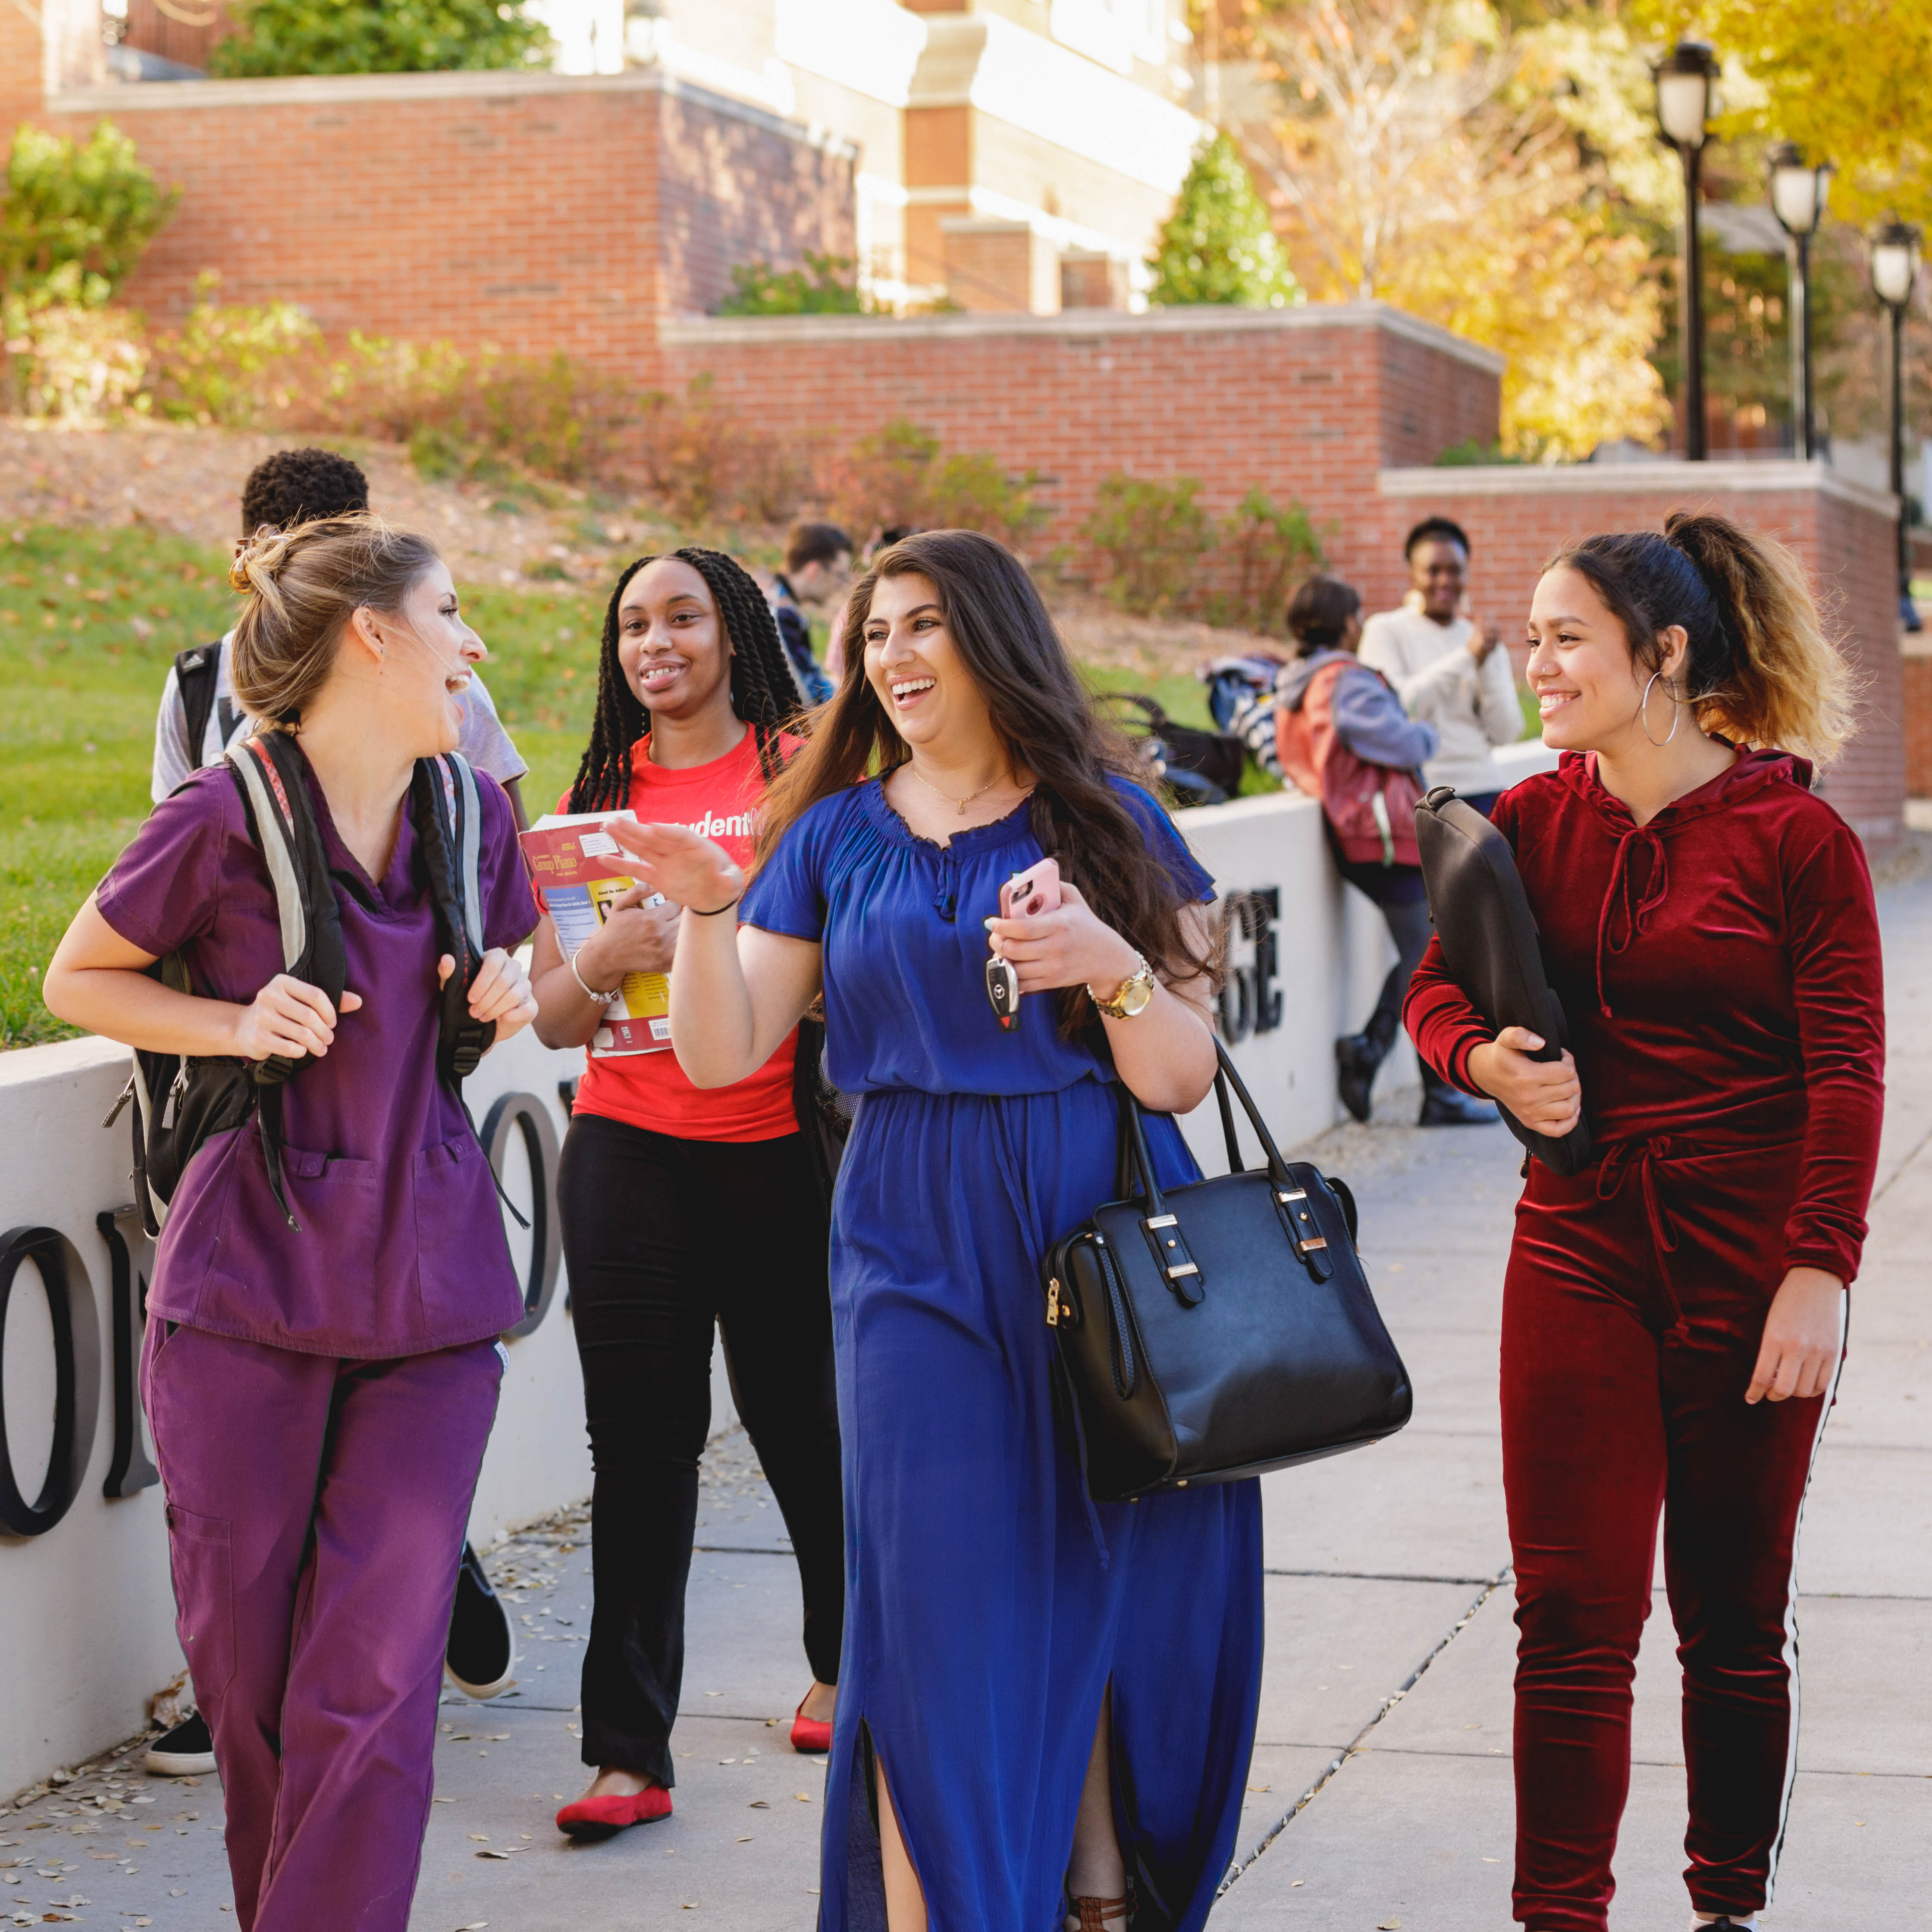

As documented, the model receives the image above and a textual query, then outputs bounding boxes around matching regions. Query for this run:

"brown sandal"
[1064,1896,1133,1931]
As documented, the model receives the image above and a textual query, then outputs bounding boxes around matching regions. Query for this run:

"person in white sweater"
[1358,516,1521,810]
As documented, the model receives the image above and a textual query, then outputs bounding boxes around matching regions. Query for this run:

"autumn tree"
[1148,132,1302,308]
[1240,0,1671,459]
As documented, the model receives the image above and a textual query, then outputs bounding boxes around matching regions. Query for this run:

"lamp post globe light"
[1871,220,1924,634]
[1767,142,1832,461]
[1655,40,1720,460]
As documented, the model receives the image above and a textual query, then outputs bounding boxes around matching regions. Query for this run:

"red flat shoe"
[789,1698,832,1754]
[555,1786,674,1839]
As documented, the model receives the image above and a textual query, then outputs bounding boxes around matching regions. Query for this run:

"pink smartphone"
[998,857,1062,921]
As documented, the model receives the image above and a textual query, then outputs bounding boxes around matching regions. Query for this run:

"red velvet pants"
[1501,1132,1845,1931]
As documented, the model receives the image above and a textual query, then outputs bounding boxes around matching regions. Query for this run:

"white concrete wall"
[0,743,1554,1797]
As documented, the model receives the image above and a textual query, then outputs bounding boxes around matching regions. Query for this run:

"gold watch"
[1089,955,1156,1019]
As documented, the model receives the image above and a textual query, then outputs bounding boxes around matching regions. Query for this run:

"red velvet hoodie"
[1404,748,1885,1284]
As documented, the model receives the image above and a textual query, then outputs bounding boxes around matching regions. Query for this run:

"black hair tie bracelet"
[691,897,742,918]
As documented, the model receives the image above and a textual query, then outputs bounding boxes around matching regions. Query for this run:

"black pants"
[558,1111,845,1783]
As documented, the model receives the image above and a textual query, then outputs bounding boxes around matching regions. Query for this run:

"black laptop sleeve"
[1413,787,1593,1175]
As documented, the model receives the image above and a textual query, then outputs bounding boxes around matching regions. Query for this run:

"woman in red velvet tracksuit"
[1404,512,1884,1932]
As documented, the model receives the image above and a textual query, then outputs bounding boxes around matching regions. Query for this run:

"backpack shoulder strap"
[412,754,494,1082]
[175,642,223,770]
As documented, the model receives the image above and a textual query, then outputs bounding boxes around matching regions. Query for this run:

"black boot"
[1418,1071,1499,1127]
[1335,982,1402,1124]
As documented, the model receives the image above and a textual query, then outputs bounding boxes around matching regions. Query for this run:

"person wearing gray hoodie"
[1275,576,1497,1128]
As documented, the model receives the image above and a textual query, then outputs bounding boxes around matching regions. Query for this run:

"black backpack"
[110,733,498,1236]
[174,641,239,769]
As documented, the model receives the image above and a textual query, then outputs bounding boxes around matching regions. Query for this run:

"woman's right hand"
[231,974,363,1063]
[1465,1025,1581,1134]
[595,820,745,914]
[578,888,681,985]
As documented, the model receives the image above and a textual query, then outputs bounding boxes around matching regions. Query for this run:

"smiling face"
[1527,563,1688,753]
[861,570,998,756]
[617,556,735,725]
[1410,537,1468,624]
[370,560,485,756]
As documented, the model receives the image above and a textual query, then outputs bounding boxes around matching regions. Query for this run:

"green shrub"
[147,272,320,427]
[1433,439,1529,467]
[0,121,177,304]
[1147,132,1299,310]
[1,267,149,420]
[718,252,866,317]
[828,419,1046,550]
[922,451,1049,551]
[1082,474,1215,614]
[1211,487,1326,634]
[209,0,553,76]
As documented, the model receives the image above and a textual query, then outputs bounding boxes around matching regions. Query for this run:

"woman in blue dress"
[596,530,1263,1932]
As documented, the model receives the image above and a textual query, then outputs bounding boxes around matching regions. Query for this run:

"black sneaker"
[445,1541,517,1699]
[145,1711,216,1776]
[1418,1087,1499,1127]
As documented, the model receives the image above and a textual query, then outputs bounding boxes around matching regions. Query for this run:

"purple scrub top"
[97,750,540,1358]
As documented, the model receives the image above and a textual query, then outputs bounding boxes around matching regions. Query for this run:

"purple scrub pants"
[142,1320,503,1932]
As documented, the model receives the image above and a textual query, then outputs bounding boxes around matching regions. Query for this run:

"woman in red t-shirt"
[530,548,843,1839]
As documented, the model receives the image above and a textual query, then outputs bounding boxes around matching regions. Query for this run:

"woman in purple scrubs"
[43,518,540,1932]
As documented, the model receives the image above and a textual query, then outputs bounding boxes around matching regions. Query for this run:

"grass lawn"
[1,523,1269,1048]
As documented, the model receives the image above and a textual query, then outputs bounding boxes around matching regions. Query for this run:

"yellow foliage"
[1634,0,1932,228]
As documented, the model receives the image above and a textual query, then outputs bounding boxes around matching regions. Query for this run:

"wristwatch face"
[1117,973,1155,1017]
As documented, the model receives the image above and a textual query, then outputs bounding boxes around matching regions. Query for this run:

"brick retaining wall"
[659,304,1503,608]
[41,70,855,371]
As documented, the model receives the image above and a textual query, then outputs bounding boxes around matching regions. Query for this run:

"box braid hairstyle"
[566,546,805,814]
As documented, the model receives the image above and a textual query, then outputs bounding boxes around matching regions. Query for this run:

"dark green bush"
[1082,474,1215,614]
[717,252,866,317]
[0,121,177,303]
[209,0,553,77]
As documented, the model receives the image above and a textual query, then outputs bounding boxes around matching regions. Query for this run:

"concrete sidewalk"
[5,850,1925,1929]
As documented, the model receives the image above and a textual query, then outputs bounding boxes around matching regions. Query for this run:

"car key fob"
[985,954,1021,1032]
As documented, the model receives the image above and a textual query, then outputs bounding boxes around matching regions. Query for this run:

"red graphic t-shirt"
[565,727,799,1143]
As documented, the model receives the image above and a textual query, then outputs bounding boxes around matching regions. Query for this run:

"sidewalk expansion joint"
[1217,1566,1511,1897]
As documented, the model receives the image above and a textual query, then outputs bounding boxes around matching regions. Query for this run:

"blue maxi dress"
[739,777,1264,1932]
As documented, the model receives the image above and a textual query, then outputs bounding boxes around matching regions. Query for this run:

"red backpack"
[1275,659,1423,868]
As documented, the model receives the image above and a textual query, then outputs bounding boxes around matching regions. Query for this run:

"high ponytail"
[1548,511,1857,765]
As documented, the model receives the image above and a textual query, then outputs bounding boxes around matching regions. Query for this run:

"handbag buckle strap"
[1276,1182,1334,1280]
[1141,1211,1204,1305]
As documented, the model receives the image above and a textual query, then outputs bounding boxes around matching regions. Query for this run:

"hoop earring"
[1638,671,1680,747]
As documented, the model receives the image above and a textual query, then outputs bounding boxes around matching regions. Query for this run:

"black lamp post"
[1872,220,1923,634]
[1655,39,1720,460]
[1767,142,1832,461]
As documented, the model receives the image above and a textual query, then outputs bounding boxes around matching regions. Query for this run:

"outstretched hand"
[593,818,745,915]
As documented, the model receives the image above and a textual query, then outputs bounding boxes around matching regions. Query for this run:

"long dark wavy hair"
[753,529,1221,1025]
[567,547,805,813]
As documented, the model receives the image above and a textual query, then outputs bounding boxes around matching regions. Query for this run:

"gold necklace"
[906,762,1011,816]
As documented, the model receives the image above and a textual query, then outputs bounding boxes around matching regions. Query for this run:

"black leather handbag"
[1412,786,1592,1175]
[1042,1042,1412,1503]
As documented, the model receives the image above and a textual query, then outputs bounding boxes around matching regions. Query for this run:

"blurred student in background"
[1360,516,1521,814]
[528,548,844,1843]
[769,521,851,703]
[1274,575,1495,1129]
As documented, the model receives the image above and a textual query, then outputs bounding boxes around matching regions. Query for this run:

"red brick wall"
[1904,650,1932,796]
[43,72,852,371]
[659,306,1501,583]
[1377,471,1906,843]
